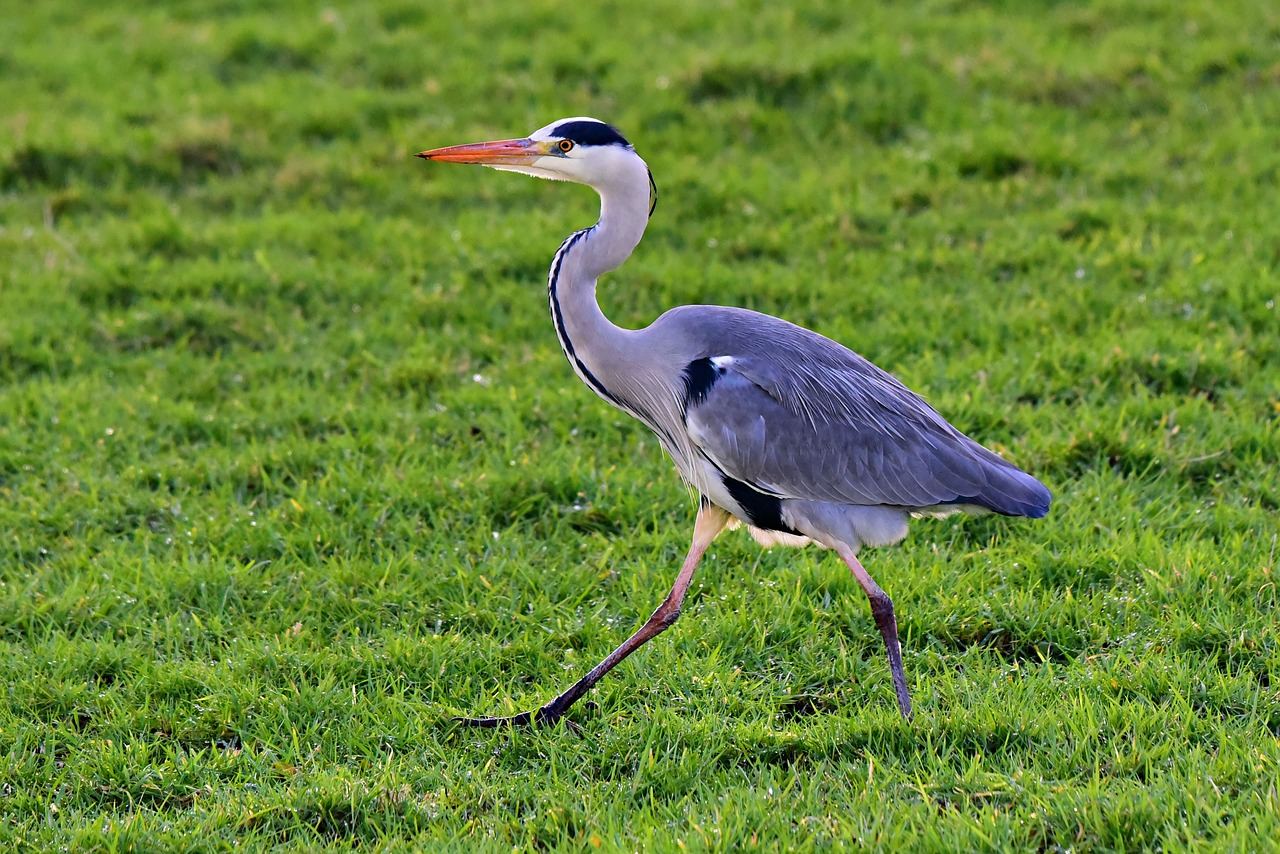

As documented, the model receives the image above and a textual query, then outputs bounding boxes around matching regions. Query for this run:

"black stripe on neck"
[547,228,683,453]
[548,229,626,410]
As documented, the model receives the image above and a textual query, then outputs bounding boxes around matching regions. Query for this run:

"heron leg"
[837,546,913,721]
[457,503,731,729]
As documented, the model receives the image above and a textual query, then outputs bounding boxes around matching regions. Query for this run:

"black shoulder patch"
[682,357,722,408]
[722,476,799,535]
[552,119,631,148]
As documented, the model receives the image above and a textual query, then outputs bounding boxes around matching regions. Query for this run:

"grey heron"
[418,117,1050,726]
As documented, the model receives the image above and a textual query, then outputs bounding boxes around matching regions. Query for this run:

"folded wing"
[680,329,1050,518]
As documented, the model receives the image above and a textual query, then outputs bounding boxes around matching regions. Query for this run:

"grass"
[2,0,1279,849]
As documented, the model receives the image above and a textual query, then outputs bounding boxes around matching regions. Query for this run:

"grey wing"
[684,352,1051,518]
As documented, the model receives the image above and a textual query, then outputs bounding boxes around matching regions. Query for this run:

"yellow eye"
[558,139,574,153]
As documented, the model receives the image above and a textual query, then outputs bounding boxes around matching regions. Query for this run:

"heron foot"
[453,703,580,733]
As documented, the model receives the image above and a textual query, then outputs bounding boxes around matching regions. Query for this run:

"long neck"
[547,162,653,411]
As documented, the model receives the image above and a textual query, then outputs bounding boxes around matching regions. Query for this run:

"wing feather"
[662,305,1050,517]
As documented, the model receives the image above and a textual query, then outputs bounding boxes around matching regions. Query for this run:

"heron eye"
[558,139,574,153]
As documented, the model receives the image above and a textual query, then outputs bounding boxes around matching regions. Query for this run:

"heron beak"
[416,137,547,166]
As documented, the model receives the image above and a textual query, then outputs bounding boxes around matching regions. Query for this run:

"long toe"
[453,711,535,728]
[454,706,577,731]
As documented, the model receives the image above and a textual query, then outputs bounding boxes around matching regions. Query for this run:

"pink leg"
[459,502,731,728]
[837,546,913,720]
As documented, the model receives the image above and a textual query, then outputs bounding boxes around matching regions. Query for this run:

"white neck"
[563,155,652,280]
[547,152,653,412]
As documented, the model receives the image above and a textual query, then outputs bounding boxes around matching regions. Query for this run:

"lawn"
[2,0,1278,849]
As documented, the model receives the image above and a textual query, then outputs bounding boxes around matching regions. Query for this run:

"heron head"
[418,117,655,211]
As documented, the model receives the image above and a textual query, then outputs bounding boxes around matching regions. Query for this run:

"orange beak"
[416,137,547,166]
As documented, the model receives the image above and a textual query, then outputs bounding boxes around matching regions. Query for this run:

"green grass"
[2,0,1279,849]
